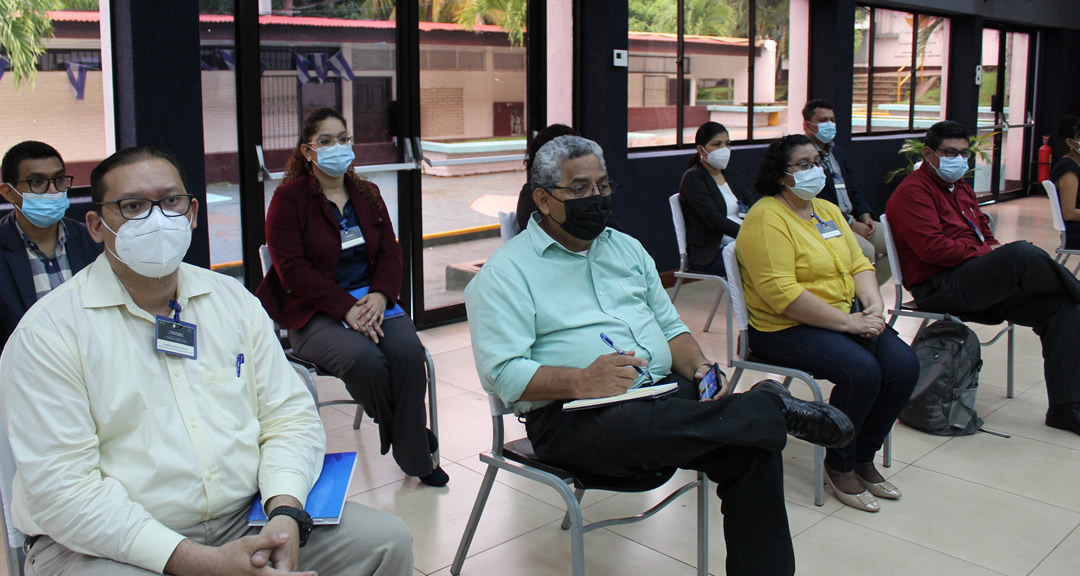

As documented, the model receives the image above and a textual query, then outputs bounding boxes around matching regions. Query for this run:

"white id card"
[341,226,366,250]
[815,219,842,239]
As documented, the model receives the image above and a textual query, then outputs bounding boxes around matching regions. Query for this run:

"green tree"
[629,0,740,37]
[0,0,63,89]
[456,0,526,46]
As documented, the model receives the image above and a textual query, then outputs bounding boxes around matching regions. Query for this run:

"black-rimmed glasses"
[549,181,617,199]
[10,175,74,194]
[96,194,195,220]
[935,148,974,160]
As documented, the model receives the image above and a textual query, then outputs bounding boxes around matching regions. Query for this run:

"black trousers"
[290,313,433,476]
[525,376,796,576]
[911,241,1080,408]
[748,325,919,473]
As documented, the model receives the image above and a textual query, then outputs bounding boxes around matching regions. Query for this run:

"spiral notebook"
[247,452,357,526]
[562,382,678,411]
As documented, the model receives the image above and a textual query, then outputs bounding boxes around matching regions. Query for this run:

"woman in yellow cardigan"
[736,135,918,513]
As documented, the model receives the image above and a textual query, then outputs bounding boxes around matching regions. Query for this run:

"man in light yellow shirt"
[0,147,412,575]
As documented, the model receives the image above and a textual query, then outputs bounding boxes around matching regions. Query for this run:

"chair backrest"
[259,244,272,277]
[498,211,520,243]
[720,242,751,363]
[668,194,692,273]
[486,394,513,455]
[878,215,905,287]
[0,411,27,550]
[1043,180,1067,233]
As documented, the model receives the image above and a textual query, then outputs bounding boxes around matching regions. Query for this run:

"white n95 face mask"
[103,208,193,278]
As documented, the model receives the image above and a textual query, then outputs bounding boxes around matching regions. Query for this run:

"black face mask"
[547,192,613,241]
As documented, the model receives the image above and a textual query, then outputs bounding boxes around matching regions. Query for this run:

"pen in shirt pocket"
[599,333,647,376]
[236,353,245,378]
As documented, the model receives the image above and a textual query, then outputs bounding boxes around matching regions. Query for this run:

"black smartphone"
[699,363,722,400]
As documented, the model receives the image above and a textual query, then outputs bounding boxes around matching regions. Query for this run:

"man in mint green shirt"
[465,135,853,576]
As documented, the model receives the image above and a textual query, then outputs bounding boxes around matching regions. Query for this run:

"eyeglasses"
[310,135,354,148]
[935,148,974,160]
[10,175,74,194]
[786,160,825,172]
[549,181,617,199]
[96,194,195,221]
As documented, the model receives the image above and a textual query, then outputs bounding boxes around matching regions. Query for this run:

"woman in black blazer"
[678,122,758,275]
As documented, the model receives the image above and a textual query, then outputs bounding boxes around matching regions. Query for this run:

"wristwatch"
[267,505,314,548]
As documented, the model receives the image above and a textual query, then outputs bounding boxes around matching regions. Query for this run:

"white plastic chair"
[1042,180,1080,274]
[498,211,520,243]
[668,194,727,332]
[721,242,834,506]
[879,215,1015,398]
[451,394,708,576]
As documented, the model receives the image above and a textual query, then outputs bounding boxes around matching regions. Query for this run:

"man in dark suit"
[802,99,891,284]
[1,141,102,348]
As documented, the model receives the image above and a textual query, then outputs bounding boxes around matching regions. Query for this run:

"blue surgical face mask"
[9,184,69,228]
[815,121,837,144]
[934,154,969,183]
[311,143,355,178]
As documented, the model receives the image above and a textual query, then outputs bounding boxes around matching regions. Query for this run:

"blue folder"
[349,286,405,320]
[247,452,357,526]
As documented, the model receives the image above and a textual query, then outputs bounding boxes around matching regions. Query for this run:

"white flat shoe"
[858,475,902,499]
[825,472,880,512]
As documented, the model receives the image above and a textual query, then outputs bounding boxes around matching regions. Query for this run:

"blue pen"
[236,353,245,377]
[600,333,647,376]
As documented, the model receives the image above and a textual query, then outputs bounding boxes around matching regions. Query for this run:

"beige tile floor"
[5,196,1080,575]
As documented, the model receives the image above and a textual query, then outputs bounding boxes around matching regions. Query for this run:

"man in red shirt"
[886,121,1080,436]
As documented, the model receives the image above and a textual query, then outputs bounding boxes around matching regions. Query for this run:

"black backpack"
[899,320,984,435]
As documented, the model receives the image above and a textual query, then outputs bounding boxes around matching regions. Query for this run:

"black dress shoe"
[750,379,855,449]
[1045,403,1080,435]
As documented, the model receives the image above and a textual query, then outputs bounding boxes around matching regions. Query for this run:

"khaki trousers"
[24,502,413,576]
[855,226,891,285]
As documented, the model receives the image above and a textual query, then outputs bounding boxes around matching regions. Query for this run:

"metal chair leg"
[814,445,825,506]
[882,429,892,468]
[425,348,440,466]
[703,285,725,333]
[671,277,684,302]
[561,488,585,530]
[352,406,364,429]
[696,473,708,576]
[1006,323,1015,398]
[451,466,499,575]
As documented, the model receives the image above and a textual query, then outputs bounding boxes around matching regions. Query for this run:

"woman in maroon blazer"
[257,108,447,486]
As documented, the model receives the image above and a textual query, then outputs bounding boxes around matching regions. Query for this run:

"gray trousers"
[289,313,433,477]
[24,501,413,576]
[855,226,891,285]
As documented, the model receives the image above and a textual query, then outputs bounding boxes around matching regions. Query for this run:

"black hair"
[2,141,65,184]
[687,122,729,168]
[1057,115,1080,148]
[526,124,579,179]
[90,146,187,210]
[924,120,969,151]
[802,99,834,122]
[755,134,814,197]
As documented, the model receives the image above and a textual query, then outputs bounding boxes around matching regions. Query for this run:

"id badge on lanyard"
[155,300,197,359]
[813,213,843,239]
[340,218,366,250]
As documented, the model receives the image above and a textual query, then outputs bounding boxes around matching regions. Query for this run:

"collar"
[81,254,214,319]
[15,218,67,253]
[811,139,834,155]
[525,212,612,257]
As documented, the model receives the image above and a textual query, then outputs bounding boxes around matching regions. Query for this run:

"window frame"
[853,4,950,136]
[627,0,790,151]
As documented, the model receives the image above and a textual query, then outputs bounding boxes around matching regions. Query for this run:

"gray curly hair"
[530,135,607,191]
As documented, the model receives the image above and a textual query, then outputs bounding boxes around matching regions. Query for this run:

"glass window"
[0,9,110,203]
[853,6,950,134]
[418,1,528,310]
[628,0,804,149]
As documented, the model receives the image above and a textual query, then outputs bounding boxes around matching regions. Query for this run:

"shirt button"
[598,290,604,295]
[191,420,199,428]
[174,370,182,377]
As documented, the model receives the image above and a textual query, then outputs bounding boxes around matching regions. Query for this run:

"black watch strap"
[267,505,314,548]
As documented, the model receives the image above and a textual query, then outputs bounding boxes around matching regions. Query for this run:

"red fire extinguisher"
[1038,135,1053,183]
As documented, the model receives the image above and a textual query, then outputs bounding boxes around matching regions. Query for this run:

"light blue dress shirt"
[465,214,689,415]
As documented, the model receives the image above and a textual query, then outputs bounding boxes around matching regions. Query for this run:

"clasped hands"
[344,291,388,343]
[847,302,886,339]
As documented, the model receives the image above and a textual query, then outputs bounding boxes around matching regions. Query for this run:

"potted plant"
[884,132,997,183]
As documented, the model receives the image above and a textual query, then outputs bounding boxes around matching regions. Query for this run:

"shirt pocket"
[610,273,650,310]
[201,367,256,431]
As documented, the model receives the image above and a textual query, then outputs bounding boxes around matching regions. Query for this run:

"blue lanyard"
[168,300,182,322]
